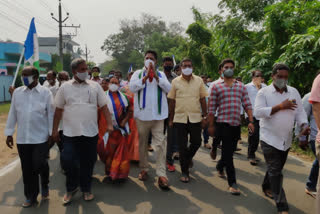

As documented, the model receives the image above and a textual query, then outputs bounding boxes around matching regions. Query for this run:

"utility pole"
[51,0,80,65]
[85,44,91,62]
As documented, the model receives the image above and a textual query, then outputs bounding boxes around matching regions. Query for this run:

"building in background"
[39,35,80,58]
[0,41,52,102]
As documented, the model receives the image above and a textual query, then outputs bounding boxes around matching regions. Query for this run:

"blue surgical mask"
[21,75,34,86]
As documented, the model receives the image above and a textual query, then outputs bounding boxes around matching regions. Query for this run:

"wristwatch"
[202,115,207,120]
[249,121,254,124]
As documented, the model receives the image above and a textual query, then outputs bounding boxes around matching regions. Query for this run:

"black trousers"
[165,119,178,165]
[17,142,49,201]
[175,121,202,176]
[247,117,260,159]
[61,135,98,193]
[212,117,222,148]
[215,123,239,187]
[261,141,289,212]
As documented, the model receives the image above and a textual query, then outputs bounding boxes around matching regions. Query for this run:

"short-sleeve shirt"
[167,74,208,124]
[309,74,320,143]
[55,79,108,137]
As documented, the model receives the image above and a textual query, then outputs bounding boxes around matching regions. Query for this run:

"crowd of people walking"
[4,50,320,214]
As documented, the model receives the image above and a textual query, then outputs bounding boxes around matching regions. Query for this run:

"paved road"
[0,142,316,214]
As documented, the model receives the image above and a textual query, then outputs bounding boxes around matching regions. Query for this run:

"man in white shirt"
[43,71,59,96]
[5,66,54,208]
[55,71,70,170]
[52,58,113,204]
[254,64,309,214]
[245,70,267,165]
[129,50,171,190]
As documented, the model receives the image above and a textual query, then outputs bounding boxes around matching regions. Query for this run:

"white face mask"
[144,59,155,69]
[182,68,193,76]
[109,83,119,92]
[76,71,88,81]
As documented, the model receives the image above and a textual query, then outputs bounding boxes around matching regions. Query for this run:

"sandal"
[83,192,94,201]
[158,176,170,191]
[217,171,226,179]
[229,184,241,196]
[62,188,79,205]
[22,199,36,208]
[249,159,258,166]
[138,170,148,181]
[180,175,190,183]
[263,189,274,199]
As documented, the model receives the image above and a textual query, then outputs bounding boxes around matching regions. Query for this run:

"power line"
[0,13,28,31]
[0,0,57,34]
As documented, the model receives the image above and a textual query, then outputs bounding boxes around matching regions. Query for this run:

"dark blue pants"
[306,140,319,191]
[61,135,98,193]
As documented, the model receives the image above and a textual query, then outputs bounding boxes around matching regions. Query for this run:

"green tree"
[101,13,185,74]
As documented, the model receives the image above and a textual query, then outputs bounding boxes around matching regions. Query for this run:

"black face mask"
[164,66,173,72]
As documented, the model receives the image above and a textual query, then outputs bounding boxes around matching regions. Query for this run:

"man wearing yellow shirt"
[167,58,208,183]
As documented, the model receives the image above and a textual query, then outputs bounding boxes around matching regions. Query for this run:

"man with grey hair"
[52,58,113,204]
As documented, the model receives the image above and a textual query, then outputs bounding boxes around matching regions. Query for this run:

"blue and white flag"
[24,18,39,69]
[128,64,133,73]
[172,55,177,66]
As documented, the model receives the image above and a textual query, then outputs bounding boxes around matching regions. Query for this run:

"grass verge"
[0,103,10,115]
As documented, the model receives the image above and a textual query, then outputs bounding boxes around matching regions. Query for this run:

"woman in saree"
[97,77,132,181]
[120,71,139,162]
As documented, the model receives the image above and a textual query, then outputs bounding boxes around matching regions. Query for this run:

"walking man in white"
[129,50,171,190]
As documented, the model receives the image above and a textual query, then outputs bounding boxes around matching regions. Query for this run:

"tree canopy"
[101,0,320,94]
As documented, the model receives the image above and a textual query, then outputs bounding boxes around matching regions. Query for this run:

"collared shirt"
[5,84,54,144]
[91,77,103,84]
[55,79,108,137]
[309,74,320,143]
[167,74,208,124]
[208,77,224,94]
[165,71,177,83]
[43,80,59,97]
[245,82,267,110]
[208,77,224,116]
[295,93,318,141]
[129,69,171,121]
[254,84,308,151]
[208,80,252,126]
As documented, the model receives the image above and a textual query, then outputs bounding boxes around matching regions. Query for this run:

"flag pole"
[11,47,25,87]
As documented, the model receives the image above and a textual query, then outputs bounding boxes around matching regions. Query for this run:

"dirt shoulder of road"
[0,114,18,169]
